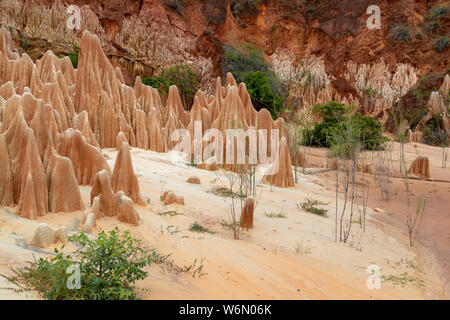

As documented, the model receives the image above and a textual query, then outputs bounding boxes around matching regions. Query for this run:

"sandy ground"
[0,142,448,299]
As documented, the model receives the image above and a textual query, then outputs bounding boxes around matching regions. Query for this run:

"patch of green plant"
[188,222,214,234]
[300,198,328,216]
[381,272,425,288]
[392,25,412,42]
[1,227,157,300]
[157,210,183,217]
[302,101,387,151]
[207,186,246,199]
[265,211,287,218]
[433,36,449,52]
[425,4,450,20]
[20,38,30,50]
[142,64,199,110]
[141,76,169,94]
[69,46,79,69]
[243,71,285,118]
[221,44,285,118]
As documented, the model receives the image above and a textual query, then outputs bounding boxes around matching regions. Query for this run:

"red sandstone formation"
[161,190,185,205]
[90,169,140,224]
[263,137,295,188]
[408,156,430,180]
[187,176,201,184]
[0,25,299,223]
[58,129,111,185]
[112,142,145,205]
[408,129,424,143]
[240,197,255,229]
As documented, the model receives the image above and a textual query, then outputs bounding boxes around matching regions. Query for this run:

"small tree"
[2,228,156,300]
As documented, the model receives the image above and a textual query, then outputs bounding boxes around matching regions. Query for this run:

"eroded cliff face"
[0,0,448,120]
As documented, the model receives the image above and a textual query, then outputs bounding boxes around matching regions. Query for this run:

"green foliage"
[69,46,79,69]
[243,71,284,118]
[433,36,449,52]
[426,4,450,20]
[142,64,199,110]
[222,44,270,82]
[303,101,387,151]
[392,25,412,42]
[265,211,287,218]
[3,228,156,300]
[303,102,348,147]
[222,44,285,118]
[141,76,169,94]
[300,198,329,216]
[189,222,214,234]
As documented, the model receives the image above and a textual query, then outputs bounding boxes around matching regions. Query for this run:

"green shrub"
[392,25,412,42]
[243,71,284,118]
[300,198,329,216]
[142,64,199,110]
[222,44,270,83]
[189,222,214,234]
[433,36,449,52]
[141,76,170,94]
[3,227,157,300]
[68,46,79,69]
[303,101,387,151]
[222,44,285,118]
[426,5,450,19]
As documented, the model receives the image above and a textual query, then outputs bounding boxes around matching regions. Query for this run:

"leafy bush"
[141,76,170,94]
[68,46,79,69]
[222,44,270,83]
[189,222,214,234]
[426,5,450,19]
[303,101,387,151]
[392,25,412,42]
[222,44,285,118]
[243,71,284,118]
[433,36,449,52]
[3,227,157,300]
[142,64,199,110]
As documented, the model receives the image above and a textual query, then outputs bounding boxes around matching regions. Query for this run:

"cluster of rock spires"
[407,75,450,143]
[0,28,296,224]
[271,51,419,123]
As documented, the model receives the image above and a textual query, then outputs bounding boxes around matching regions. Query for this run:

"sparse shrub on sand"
[265,211,287,218]
[1,228,157,300]
[299,198,329,216]
[189,222,214,234]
